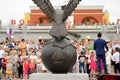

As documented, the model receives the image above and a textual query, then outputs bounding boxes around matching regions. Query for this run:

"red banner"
[11,19,16,25]
[19,20,24,25]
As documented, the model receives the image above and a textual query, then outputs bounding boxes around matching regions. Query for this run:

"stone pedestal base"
[29,73,89,80]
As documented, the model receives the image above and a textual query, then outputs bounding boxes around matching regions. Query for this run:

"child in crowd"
[78,51,87,73]
[89,51,97,74]
[6,58,13,80]
[23,57,29,80]
[36,55,42,73]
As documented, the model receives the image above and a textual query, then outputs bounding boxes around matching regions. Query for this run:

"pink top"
[23,61,29,70]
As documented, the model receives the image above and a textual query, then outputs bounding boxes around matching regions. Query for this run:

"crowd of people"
[0,38,45,80]
[72,33,120,75]
[0,33,120,80]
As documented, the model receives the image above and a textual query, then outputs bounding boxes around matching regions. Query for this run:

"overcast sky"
[0,0,120,25]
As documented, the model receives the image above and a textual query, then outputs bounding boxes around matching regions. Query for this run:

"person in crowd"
[94,32,109,74]
[87,39,94,51]
[85,46,91,74]
[6,40,14,51]
[28,46,34,56]
[10,50,18,79]
[111,47,120,73]
[0,45,5,70]
[29,51,37,72]
[36,55,42,73]
[23,57,29,80]
[1,42,7,50]
[78,51,87,73]
[89,51,97,74]
[6,58,13,80]
[28,59,35,75]
[2,53,7,80]
[36,47,42,56]
[38,38,44,49]
[29,51,37,61]
[14,41,20,53]
[105,43,112,73]
[0,45,5,79]
[17,54,23,79]
[19,39,27,52]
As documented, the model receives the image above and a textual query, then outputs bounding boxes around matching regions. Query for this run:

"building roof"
[29,5,104,10]
[76,5,104,10]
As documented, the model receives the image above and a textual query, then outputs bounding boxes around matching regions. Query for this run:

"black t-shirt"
[78,55,86,63]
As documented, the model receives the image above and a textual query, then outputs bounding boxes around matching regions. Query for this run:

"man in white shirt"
[111,47,120,73]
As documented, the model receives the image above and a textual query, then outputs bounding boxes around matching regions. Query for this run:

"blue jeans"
[79,62,87,73]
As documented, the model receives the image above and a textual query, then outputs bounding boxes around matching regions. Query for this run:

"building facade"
[24,5,109,25]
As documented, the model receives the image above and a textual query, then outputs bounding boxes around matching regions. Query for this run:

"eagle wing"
[63,0,81,21]
[32,0,55,21]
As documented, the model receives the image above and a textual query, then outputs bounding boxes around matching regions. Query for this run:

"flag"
[116,26,119,34]
[7,28,14,36]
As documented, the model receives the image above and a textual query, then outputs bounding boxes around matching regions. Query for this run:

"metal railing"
[0,24,119,31]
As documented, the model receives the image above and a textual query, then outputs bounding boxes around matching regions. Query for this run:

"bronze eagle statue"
[32,0,81,39]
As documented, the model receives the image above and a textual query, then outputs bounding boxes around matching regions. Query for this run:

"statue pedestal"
[29,73,89,80]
